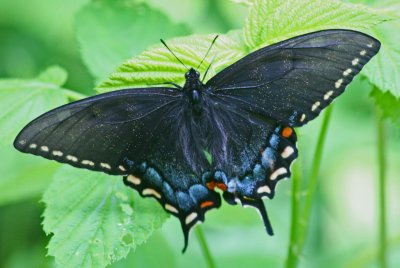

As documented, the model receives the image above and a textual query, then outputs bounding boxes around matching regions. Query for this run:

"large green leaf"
[42,167,168,268]
[76,1,190,83]
[0,66,68,146]
[363,21,400,97]
[0,145,59,206]
[243,0,392,50]
[97,31,247,92]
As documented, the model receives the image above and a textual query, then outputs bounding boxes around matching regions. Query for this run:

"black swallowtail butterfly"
[14,29,380,252]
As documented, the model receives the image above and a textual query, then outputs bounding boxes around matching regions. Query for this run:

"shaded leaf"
[36,66,68,86]
[97,32,247,92]
[243,0,392,50]
[0,67,68,146]
[43,167,168,268]
[76,1,190,83]
[370,87,400,128]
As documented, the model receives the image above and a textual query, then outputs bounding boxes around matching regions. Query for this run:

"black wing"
[14,87,222,252]
[203,30,380,234]
[207,29,381,126]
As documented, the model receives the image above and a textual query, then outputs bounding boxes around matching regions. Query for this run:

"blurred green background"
[0,0,399,267]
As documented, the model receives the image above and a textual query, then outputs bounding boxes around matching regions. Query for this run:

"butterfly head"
[185,68,200,81]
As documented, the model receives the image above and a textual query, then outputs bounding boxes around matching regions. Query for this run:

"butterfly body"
[14,29,380,252]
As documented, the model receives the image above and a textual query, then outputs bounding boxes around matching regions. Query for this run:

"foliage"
[0,0,399,268]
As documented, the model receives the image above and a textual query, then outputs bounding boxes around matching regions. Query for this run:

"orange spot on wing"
[200,201,214,209]
[206,181,216,190]
[216,183,227,191]
[282,127,293,138]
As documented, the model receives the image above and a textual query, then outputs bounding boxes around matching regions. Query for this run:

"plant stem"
[195,226,216,268]
[285,160,302,268]
[62,88,88,101]
[376,108,387,268]
[298,106,333,249]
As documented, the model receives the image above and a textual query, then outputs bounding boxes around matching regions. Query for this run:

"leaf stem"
[298,106,333,249]
[61,88,88,101]
[376,108,387,268]
[285,160,302,268]
[195,226,216,268]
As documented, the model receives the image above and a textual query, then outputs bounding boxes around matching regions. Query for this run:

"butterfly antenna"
[160,39,189,70]
[197,35,219,70]
[202,56,216,83]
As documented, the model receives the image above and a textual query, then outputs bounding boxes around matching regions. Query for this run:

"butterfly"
[14,29,380,252]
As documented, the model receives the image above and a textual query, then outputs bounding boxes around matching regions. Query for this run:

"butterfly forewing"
[207,29,380,126]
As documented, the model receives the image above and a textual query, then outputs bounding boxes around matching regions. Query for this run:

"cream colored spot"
[19,140,26,145]
[82,160,94,166]
[352,58,359,66]
[324,90,334,101]
[343,68,352,76]
[165,204,179,214]
[311,101,320,112]
[367,43,373,48]
[270,167,287,181]
[185,212,198,225]
[29,143,37,149]
[40,146,49,152]
[100,163,111,170]
[127,175,141,185]
[142,188,161,199]
[360,50,367,56]
[118,165,126,172]
[52,151,63,157]
[66,155,78,162]
[335,79,343,89]
[281,146,295,159]
[300,114,306,122]
[257,185,271,194]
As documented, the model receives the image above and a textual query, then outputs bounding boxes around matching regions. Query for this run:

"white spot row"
[27,143,127,172]
[257,185,271,194]
[281,146,294,159]
[270,167,287,181]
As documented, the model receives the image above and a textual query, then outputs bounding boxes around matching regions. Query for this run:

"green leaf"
[0,66,68,146]
[97,32,247,92]
[76,1,190,83]
[243,0,392,50]
[43,167,168,268]
[371,87,400,128]
[0,145,59,206]
[36,65,68,86]
[363,21,400,97]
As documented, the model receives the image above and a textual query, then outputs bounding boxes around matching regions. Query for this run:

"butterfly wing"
[205,29,380,233]
[207,29,380,126]
[14,87,221,252]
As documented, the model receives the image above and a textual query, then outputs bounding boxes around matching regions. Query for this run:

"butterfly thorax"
[183,68,204,115]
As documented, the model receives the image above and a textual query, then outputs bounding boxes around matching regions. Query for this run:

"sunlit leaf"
[0,145,59,206]
[76,1,190,83]
[0,66,68,146]
[97,32,247,92]
[42,167,168,268]
[363,21,400,97]
[243,0,392,50]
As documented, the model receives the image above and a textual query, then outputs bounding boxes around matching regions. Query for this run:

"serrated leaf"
[76,1,190,83]
[370,87,400,128]
[0,67,68,146]
[243,0,392,50]
[230,0,254,6]
[0,145,59,206]
[36,65,68,86]
[43,167,168,268]
[97,32,247,92]
[363,21,400,97]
